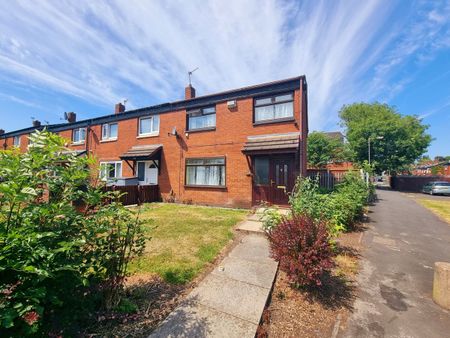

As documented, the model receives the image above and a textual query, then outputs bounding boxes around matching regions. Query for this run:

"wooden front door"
[252,156,295,205]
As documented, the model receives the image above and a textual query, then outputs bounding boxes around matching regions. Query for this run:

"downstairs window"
[185,157,225,187]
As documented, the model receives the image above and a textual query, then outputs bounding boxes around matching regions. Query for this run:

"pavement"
[341,189,450,338]
[149,212,278,338]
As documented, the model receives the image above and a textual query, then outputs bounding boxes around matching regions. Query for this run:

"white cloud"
[0,0,449,131]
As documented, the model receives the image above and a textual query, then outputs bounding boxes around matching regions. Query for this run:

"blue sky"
[0,0,449,157]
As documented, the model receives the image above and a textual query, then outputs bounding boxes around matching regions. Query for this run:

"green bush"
[0,130,146,335]
[261,207,283,232]
[289,173,370,236]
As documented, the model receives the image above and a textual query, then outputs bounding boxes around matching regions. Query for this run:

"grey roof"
[242,132,300,154]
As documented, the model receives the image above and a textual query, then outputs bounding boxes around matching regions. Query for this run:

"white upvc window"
[99,161,122,181]
[138,115,159,136]
[72,127,86,144]
[13,135,20,147]
[101,123,118,140]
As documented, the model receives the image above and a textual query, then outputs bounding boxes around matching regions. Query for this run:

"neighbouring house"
[0,76,308,208]
[412,161,450,176]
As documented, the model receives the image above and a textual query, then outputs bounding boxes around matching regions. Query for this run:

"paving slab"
[187,273,269,324]
[236,220,264,234]
[212,255,278,289]
[229,234,273,264]
[150,301,257,338]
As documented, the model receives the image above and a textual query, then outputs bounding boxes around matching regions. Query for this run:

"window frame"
[186,106,216,132]
[99,161,122,181]
[12,135,20,147]
[101,122,118,141]
[185,156,226,188]
[253,92,295,125]
[72,127,86,144]
[138,115,160,137]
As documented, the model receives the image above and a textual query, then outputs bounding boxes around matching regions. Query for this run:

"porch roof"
[120,144,162,161]
[242,132,300,154]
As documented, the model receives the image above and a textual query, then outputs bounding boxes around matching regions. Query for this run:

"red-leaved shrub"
[267,215,334,286]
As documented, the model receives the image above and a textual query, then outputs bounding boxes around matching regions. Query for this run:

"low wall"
[390,176,450,192]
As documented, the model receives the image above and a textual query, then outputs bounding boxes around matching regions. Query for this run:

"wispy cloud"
[0,0,449,131]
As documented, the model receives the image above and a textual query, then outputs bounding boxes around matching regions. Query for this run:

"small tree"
[307,131,351,168]
[0,130,146,335]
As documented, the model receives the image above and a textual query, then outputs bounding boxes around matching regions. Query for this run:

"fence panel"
[104,185,160,205]
[390,176,450,192]
[306,170,347,190]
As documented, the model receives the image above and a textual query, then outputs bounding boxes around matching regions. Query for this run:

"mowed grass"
[416,198,450,224]
[129,203,248,284]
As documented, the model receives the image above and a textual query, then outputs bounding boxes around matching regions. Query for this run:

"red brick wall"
[2,87,306,208]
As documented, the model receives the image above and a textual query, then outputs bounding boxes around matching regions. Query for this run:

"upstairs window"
[72,127,86,144]
[13,136,20,147]
[99,161,122,181]
[187,106,216,131]
[185,157,225,187]
[139,115,159,136]
[102,123,118,140]
[254,93,294,123]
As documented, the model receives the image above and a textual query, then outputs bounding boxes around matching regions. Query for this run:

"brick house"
[0,76,308,208]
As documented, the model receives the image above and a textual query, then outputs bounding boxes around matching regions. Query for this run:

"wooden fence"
[306,170,348,190]
[390,176,450,192]
[104,185,160,205]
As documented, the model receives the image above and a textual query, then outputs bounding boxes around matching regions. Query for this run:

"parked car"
[422,181,450,195]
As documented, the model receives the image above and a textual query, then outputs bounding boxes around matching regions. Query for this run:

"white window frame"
[101,123,118,141]
[99,161,122,181]
[185,157,226,187]
[138,115,160,137]
[72,127,86,144]
[13,135,20,147]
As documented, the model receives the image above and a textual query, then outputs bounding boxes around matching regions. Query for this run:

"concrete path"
[150,214,278,338]
[341,189,450,338]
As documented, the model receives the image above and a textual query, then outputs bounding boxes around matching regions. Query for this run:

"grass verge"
[415,198,450,224]
[129,203,248,284]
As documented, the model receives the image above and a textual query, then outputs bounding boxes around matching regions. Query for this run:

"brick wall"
[2,86,307,208]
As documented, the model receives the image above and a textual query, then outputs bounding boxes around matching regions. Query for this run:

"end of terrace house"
[0,76,309,208]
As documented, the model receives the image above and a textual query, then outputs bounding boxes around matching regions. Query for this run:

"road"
[341,189,450,338]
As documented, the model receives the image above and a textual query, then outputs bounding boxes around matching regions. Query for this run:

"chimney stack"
[66,112,76,123]
[185,85,196,99]
[115,103,125,114]
[0,129,4,135]
[32,120,41,127]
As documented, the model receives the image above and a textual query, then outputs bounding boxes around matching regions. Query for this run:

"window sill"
[184,184,227,189]
[253,117,296,126]
[100,138,118,143]
[186,127,216,133]
[137,133,159,139]
[71,142,85,146]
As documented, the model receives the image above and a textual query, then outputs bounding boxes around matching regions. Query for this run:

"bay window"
[185,157,225,187]
[101,123,118,140]
[187,106,216,131]
[254,93,294,123]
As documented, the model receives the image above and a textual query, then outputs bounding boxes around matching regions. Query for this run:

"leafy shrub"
[267,215,333,286]
[0,130,146,335]
[261,207,283,232]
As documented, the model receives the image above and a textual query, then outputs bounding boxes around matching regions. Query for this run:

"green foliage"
[339,102,432,173]
[289,173,371,237]
[261,207,283,231]
[0,130,146,335]
[307,131,351,168]
[431,165,444,175]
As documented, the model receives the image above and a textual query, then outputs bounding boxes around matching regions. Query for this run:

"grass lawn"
[129,203,248,284]
[415,198,450,224]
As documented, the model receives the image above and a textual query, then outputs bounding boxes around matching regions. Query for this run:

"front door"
[252,156,294,205]
[137,161,158,185]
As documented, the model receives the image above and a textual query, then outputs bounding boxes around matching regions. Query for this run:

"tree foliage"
[0,130,146,335]
[339,103,432,173]
[307,132,351,168]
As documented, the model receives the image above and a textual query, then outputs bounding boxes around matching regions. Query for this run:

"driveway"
[341,189,450,338]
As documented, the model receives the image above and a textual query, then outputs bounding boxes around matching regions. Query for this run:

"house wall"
[1,82,307,208]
